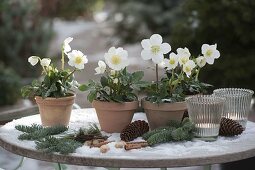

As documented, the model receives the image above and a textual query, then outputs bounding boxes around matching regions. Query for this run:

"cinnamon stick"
[124,141,149,150]
[92,140,115,148]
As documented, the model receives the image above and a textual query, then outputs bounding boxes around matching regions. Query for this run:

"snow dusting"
[1,108,255,160]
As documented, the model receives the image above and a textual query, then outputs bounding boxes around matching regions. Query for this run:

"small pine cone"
[182,110,189,121]
[219,117,244,136]
[120,120,149,142]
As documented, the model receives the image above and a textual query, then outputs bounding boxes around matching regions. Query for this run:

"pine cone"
[219,117,244,136]
[120,120,149,142]
[182,109,189,121]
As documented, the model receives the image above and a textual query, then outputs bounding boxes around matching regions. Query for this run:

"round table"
[1,108,255,170]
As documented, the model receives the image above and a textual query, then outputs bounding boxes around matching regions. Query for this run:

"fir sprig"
[146,129,174,145]
[83,123,101,136]
[142,126,176,140]
[167,120,182,128]
[17,125,68,140]
[143,118,195,146]
[15,124,43,133]
[35,136,82,154]
[15,123,103,154]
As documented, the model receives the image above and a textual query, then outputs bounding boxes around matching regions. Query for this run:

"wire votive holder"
[185,95,226,141]
[213,88,254,129]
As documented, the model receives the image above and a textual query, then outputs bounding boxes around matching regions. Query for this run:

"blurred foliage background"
[0,0,254,106]
[0,0,102,105]
[110,0,255,91]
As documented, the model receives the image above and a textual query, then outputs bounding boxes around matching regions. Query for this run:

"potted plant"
[21,37,88,126]
[79,47,147,133]
[140,34,220,129]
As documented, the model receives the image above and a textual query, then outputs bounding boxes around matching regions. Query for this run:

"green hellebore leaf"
[171,79,179,86]
[100,76,108,87]
[132,71,144,82]
[78,84,89,91]
[88,90,97,103]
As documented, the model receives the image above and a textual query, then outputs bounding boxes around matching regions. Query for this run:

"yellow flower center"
[206,50,213,57]
[181,57,188,64]
[169,59,175,65]
[111,55,121,65]
[151,45,160,55]
[75,56,82,64]
[184,66,191,72]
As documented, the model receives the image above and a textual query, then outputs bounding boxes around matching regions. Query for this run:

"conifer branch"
[144,118,195,146]
[15,124,43,133]
[17,125,68,140]
[35,136,82,154]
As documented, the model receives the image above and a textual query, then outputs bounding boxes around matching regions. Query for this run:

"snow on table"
[1,108,255,168]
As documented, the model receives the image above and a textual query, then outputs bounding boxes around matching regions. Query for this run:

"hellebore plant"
[141,34,220,103]
[21,37,88,98]
[79,47,147,103]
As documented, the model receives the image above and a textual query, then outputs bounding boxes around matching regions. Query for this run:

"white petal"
[28,56,39,66]
[82,55,88,64]
[212,43,217,49]
[64,45,71,54]
[141,50,152,60]
[169,52,178,60]
[40,58,51,67]
[77,50,84,57]
[95,67,101,74]
[163,58,171,69]
[141,39,151,49]
[124,58,129,67]
[75,64,84,70]
[117,49,128,58]
[201,44,210,55]
[160,43,171,54]
[158,61,166,68]
[98,60,106,68]
[150,34,162,45]
[68,60,75,67]
[151,54,164,64]
[64,37,73,44]
[108,47,116,54]
[196,56,206,68]
[205,57,215,65]
[213,50,220,59]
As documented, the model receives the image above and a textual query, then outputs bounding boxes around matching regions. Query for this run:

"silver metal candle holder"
[185,95,226,141]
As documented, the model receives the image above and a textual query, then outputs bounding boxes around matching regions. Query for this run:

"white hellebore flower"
[201,44,220,65]
[163,52,179,70]
[40,58,51,67]
[113,78,118,84]
[95,60,106,75]
[196,56,206,68]
[63,37,73,54]
[104,47,128,71]
[183,60,196,77]
[177,47,191,66]
[28,56,39,66]
[67,50,88,70]
[158,61,166,69]
[141,34,171,64]
[110,70,116,76]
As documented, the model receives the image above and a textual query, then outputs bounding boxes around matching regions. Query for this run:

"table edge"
[1,137,255,168]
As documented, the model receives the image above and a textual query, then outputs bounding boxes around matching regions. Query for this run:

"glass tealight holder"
[185,95,226,141]
[213,88,254,129]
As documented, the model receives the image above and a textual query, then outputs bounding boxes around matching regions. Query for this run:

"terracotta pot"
[92,100,139,133]
[35,94,75,126]
[141,99,187,130]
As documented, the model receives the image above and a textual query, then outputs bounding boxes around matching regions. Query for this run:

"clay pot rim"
[35,93,76,101]
[35,94,76,106]
[141,98,186,111]
[92,100,139,111]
